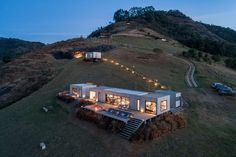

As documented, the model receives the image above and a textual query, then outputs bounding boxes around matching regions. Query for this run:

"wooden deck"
[83,103,156,123]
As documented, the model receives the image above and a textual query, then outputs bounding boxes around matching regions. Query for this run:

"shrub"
[211,55,221,62]
[76,99,94,107]
[182,49,197,59]
[153,48,163,54]
[225,58,236,70]
[2,55,12,63]
[76,108,125,132]
[198,51,203,58]
[131,112,186,141]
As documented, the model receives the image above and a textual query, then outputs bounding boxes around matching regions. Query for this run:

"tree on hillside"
[143,6,155,13]
[211,55,221,62]
[225,58,236,70]
[113,9,129,22]
[129,6,155,20]
[129,7,143,17]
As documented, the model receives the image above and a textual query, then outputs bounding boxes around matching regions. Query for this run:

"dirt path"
[179,58,198,88]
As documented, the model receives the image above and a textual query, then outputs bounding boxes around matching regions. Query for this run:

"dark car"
[212,82,223,89]
[212,83,232,91]
[218,88,236,96]
[215,84,228,91]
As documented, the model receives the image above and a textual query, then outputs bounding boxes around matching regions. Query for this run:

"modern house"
[84,52,102,61]
[70,83,182,116]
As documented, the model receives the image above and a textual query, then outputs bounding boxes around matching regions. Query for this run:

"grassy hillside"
[0,36,236,157]
[89,7,236,57]
[0,37,44,63]
[0,38,115,109]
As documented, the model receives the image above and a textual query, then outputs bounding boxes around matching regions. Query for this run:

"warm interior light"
[148,79,153,83]
[143,77,146,80]
[161,85,166,89]
[111,60,114,63]
[115,62,119,65]
[132,71,135,74]
[140,108,144,113]
[154,82,158,86]
[73,51,83,58]
[126,68,129,70]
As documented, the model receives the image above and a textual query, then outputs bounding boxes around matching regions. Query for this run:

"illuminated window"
[105,94,130,107]
[89,91,96,100]
[137,99,140,111]
[72,87,80,97]
[160,100,168,112]
[145,101,156,114]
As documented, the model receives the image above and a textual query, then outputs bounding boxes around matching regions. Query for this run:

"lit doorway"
[89,91,96,101]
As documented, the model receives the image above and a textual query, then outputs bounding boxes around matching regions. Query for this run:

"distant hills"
[89,7,236,57]
[0,37,44,63]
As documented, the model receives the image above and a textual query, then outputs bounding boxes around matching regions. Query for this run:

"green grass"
[0,37,236,157]
[112,35,186,55]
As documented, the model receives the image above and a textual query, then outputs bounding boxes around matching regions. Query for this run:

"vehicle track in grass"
[179,58,198,88]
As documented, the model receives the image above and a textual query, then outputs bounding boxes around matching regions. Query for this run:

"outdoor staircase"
[119,118,144,140]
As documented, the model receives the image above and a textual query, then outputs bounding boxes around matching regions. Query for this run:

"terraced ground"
[0,36,236,157]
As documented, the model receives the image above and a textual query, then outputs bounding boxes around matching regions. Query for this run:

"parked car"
[212,83,232,91]
[219,88,236,96]
[212,82,223,89]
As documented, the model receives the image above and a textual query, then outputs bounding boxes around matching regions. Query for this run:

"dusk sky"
[0,0,236,43]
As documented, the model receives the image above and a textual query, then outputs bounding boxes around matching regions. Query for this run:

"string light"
[148,79,153,83]
[103,58,167,89]
[161,85,166,89]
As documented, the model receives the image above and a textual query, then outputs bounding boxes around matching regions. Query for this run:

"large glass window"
[145,101,156,114]
[105,94,130,107]
[160,100,168,112]
[72,87,80,97]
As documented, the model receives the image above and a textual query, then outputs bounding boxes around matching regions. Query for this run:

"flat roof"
[71,84,97,87]
[155,90,179,94]
[90,86,110,91]
[104,87,148,96]
[144,92,169,98]
[89,86,172,97]
[85,51,101,53]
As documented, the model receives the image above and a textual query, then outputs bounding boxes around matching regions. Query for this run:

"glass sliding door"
[105,94,130,107]
[89,91,96,101]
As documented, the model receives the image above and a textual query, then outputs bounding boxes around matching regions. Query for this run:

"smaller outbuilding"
[84,52,102,62]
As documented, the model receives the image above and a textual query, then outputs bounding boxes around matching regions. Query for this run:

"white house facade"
[70,83,182,116]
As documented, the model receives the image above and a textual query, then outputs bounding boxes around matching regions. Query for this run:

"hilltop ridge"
[89,7,236,57]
